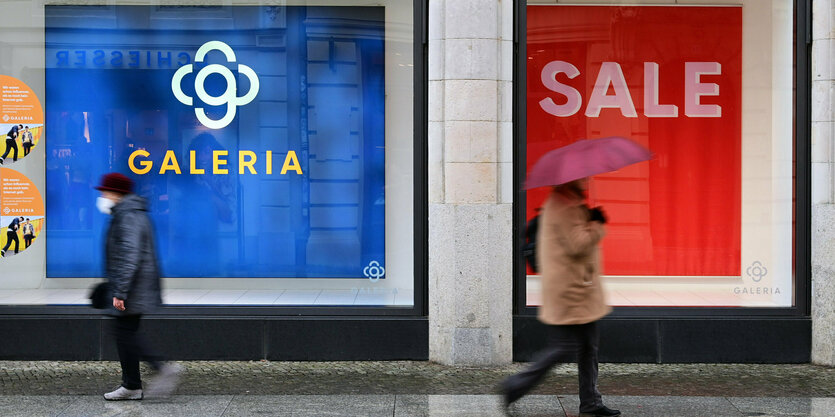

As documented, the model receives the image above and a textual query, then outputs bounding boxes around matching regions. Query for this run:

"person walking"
[1,124,22,164]
[501,179,620,417]
[95,172,181,401]
[21,127,33,157]
[1,216,23,256]
[22,219,34,248]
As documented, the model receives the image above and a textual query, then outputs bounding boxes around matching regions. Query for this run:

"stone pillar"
[812,0,835,366]
[428,0,514,366]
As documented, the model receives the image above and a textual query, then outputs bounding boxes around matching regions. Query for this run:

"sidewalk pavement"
[0,361,832,416]
[1,395,833,417]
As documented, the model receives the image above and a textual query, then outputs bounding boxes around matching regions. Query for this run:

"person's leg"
[2,232,13,253]
[11,142,18,161]
[577,322,603,413]
[1,139,12,160]
[11,233,19,253]
[502,325,580,404]
[134,318,184,398]
[111,315,143,390]
[134,319,164,372]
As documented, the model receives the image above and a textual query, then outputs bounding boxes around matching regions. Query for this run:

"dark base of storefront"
[0,316,811,363]
[0,317,429,361]
[514,316,812,363]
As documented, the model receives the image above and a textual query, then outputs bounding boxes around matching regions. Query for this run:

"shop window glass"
[0,0,415,308]
[525,0,795,307]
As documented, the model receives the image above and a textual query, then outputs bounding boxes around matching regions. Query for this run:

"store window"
[524,1,796,307]
[0,1,417,308]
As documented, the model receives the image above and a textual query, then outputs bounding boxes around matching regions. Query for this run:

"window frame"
[0,0,429,318]
[512,0,811,319]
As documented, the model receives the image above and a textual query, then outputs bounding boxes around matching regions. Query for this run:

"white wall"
[428,0,514,365]
[811,0,835,366]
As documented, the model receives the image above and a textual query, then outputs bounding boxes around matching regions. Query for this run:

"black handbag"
[523,213,540,273]
[88,282,111,309]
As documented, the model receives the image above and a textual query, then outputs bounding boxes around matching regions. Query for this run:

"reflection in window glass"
[525,1,794,307]
[46,6,386,279]
[0,2,419,307]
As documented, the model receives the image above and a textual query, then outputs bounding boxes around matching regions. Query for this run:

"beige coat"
[536,190,612,325]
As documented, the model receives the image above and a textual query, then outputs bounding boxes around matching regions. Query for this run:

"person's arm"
[556,206,605,257]
[107,212,144,303]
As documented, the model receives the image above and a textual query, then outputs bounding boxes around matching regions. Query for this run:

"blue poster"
[45,6,386,278]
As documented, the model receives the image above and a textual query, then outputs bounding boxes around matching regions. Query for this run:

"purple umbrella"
[524,136,652,190]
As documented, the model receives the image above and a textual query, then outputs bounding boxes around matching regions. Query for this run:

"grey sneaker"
[145,363,183,398]
[103,386,143,401]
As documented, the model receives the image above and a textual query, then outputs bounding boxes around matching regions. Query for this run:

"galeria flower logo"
[363,261,386,282]
[746,261,768,283]
[171,41,259,129]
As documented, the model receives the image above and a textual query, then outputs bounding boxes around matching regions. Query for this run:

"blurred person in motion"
[95,173,182,401]
[501,178,619,417]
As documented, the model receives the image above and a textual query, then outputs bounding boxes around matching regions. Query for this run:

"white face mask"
[96,197,116,215]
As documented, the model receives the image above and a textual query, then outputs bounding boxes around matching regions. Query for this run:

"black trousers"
[2,230,19,253]
[22,143,32,157]
[503,322,603,412]
[110,315,163,390]
[24,235,33,248]
[2,138,18,161]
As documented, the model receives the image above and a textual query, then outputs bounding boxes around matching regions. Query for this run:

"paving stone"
[58,395,234,417]
[729,397,835,417]
[728,397,814,416]
[397,394,565,417]
[222,395,394,417]
[0,395,76,416]
[559,395,743,417]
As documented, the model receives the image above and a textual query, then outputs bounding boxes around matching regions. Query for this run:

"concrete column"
[428,0,514,366]
[812,0,835,366]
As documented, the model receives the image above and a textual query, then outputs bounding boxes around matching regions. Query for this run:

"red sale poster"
[526,6,742,276]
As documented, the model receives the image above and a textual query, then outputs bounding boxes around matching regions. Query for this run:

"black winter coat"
[105,194,162,316]
[6,125,18,139]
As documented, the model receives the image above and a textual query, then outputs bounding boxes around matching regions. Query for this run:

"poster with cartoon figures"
[0,168,44,257]
[1,75,44,165]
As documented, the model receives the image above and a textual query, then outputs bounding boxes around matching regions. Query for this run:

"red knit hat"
[95,172,134,194]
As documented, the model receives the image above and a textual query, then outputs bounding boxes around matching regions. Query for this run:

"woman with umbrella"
[501,137,651,417]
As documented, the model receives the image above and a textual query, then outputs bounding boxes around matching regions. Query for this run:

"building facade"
[0,0,831,366]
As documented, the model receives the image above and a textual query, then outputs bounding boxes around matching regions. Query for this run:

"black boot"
[498,378,526,414]
[580,405,621,416]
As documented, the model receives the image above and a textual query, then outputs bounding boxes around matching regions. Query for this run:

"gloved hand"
[589,206,607,224]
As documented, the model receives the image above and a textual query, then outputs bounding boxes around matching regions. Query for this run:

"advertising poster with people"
[1,75,44,165]
[0,168,45,257]
[45,6,386,279]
